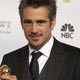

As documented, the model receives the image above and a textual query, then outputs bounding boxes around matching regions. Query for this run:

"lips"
[30,35,41,39]
[29,34,42,40]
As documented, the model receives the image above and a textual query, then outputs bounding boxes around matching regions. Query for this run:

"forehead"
[22,7,49,19]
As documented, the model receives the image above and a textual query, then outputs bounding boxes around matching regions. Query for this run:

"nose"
[31,23,38,33]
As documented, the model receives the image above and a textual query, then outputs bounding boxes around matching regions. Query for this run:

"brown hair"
[19,0,57,21]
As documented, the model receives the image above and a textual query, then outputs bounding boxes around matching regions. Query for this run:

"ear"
[51,16,56,30]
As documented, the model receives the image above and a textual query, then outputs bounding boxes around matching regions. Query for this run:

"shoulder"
[1,45,29,66]
[2,45,28,61]
[54,38,80,55]
[62,42,80,55]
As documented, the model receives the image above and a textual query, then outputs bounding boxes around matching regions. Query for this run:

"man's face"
[21,7,56,50]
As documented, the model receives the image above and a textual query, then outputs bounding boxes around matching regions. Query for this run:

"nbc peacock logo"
[61,23,75,39]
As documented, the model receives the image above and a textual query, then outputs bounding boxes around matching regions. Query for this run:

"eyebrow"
[23,19,32,23]
[23,19,47,22]
[36,20,47,23]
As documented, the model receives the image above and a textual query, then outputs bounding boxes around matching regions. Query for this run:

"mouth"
[30,36,41,41]
[29,34,42,40]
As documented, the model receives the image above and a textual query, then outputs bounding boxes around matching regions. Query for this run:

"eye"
[37,20,47,25]
[23,19,32,25]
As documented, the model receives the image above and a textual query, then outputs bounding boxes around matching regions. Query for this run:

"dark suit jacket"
[1,38,80,80]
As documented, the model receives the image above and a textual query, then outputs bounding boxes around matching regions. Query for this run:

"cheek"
[23,28,30,37]
[23,27,30,33]
[44,26,51,34]
[42,28,51,39]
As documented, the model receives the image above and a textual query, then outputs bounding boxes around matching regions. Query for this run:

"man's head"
[18,0,57,50]
[19,0,57,21]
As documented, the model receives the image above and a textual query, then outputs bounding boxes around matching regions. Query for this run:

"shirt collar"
[29,36,54,57]
[39,36,54,57]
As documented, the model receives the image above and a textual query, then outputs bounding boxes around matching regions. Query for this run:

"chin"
[30,43,43,50]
